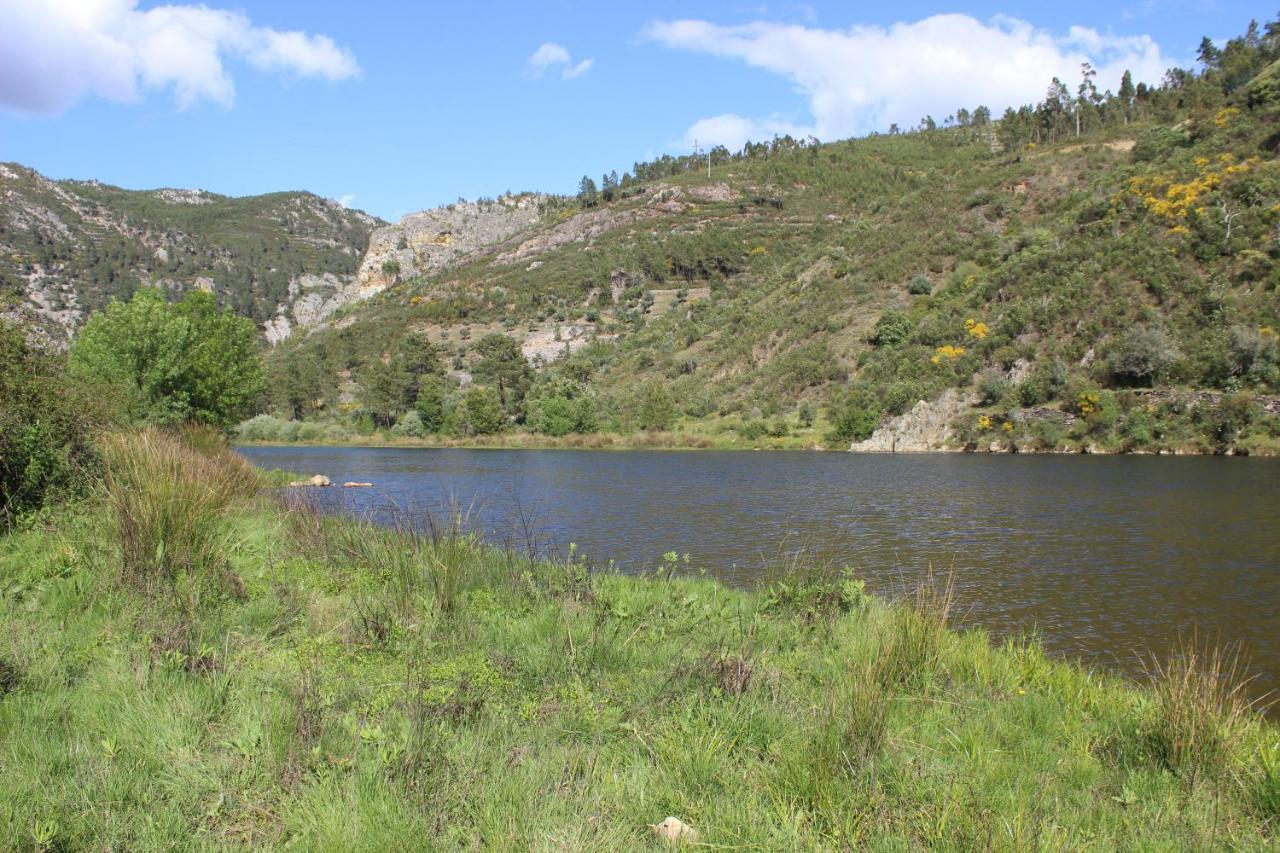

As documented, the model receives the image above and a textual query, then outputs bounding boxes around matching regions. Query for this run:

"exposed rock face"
[851,389,974,452]
[263,273,376,344]
[359,195,544,293]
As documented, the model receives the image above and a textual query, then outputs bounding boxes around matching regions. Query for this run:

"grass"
[1,435,1278,849]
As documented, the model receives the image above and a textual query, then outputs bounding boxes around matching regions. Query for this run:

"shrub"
[1108,324,1179,386]
[1017,360,1068,406]
[0,321,105,523]
[99,429,257,588]
[629,378,677,431]
[826,388,882,445]
[392,410,426,437]
[908,275,933,295]
[872,309,914,346]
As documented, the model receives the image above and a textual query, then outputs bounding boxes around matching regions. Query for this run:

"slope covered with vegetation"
[0,163,381,340]
[1,431,1276,849]
[257,17,1280,453]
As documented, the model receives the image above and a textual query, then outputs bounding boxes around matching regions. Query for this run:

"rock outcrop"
[851,389,974,452]
[358,195,544,293]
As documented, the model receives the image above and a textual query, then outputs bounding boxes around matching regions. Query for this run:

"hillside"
[257,38,1280,454]
[0,163,383,343]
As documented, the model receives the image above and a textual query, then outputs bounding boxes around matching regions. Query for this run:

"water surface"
[239,446,1280,697]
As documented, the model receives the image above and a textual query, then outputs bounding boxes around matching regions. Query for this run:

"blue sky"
[0,1,1268,220]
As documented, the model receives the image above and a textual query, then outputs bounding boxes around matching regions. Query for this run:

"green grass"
[2,448,1278,848]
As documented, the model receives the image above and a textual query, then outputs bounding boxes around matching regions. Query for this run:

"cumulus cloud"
[0,0,360,115]
[528,42,594,79]
[645,14,1173,148]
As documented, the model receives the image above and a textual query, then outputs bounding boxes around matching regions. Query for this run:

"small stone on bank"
[649,816,697,844]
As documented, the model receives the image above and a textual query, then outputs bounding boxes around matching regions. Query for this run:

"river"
[238,446,1280,699]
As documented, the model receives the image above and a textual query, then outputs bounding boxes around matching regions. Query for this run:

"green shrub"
[0,321,105,523]
[1108,324,1179,386]
[872,309,914,346]
[908,275,933,295]
[826,388,882,445]
[392,410,426,437]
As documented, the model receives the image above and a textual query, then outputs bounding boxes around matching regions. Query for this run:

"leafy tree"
[360,358,413,428]
[69,287,264,428]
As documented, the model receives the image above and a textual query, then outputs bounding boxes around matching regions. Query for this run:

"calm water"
[239,446,1280,696]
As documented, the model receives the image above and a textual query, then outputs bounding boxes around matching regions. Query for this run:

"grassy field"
[1,431,1278,850]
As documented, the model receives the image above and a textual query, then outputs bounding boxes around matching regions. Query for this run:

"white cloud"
[645,14,1173,147]
[0,0,360,115]
[337,193,357,209]
[527,42,594,79]
[680,113,810,153]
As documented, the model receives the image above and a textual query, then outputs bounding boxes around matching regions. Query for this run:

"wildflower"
[977,415,992,430]
[1002,421,1014,432]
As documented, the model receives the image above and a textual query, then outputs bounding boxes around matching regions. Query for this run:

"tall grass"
[99,429,257,587]
[874,569,954,689]
[1144,633,1260,784]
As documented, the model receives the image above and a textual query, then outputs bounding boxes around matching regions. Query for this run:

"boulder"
[309,475,331,487]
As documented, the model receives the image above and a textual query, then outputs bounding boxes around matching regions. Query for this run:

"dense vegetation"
[257,15,1280,453]
[1,432,1276,848]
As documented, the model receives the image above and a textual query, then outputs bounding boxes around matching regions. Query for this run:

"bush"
[872,309,914,347]
[526,378,598,436]
[826,388,882,445]
[1108,324,1179,386]
[908,275,933,295]
[1017,360,1068,406]
[392,410,426,437]
[0,321,106,523]
[629,379,677,431]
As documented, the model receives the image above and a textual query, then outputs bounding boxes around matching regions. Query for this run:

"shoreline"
[234,435,1279,457]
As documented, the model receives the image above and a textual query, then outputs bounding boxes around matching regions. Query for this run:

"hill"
[0,163,383,343]
[258,24,1280,454]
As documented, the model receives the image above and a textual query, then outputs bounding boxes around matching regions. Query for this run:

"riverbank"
[1,432,1276,848]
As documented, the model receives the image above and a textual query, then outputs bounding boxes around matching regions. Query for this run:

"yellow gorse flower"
[965,318,989,340]
[931,345,966,364]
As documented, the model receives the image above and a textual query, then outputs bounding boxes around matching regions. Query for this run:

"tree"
[69,286,265,428]
[1197,36,1222,71]
[454,385,505,435]
[472,333,533,420]
[1118,70,1136,124]
[360,357,413,428]
[414,374,449,433]
[601,171,619,203]
[577,175,598,209]
[526,377,597,436]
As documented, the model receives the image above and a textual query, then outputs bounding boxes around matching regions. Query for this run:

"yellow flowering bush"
[930,345,966,365]
[1214,106,1241,128]
[1076,391,1101,416]
[1002,421,1014,432]
[1127,154,1260,226]
[965,318,989,340]
[749,245,769,256]
[977,414,992,430]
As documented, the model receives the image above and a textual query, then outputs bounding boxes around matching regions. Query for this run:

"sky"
[0,0,1269,221]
